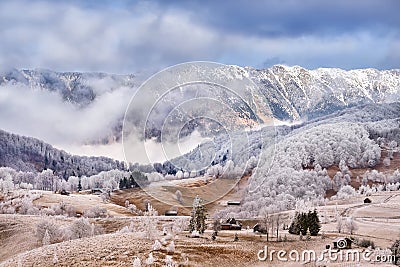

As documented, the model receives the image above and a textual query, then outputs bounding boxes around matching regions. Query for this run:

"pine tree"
[288,212,301,235]
[212,231,217,240]
[78,178,82,191]
[189,196,207,234]
[308,209,321,236]
[289,210,321,236]
[299,213,308,236]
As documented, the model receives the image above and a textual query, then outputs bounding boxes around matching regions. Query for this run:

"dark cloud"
[157,0,400,37]
[0,0,398,72]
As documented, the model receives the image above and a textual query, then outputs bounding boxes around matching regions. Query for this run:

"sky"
[0,0,399,73]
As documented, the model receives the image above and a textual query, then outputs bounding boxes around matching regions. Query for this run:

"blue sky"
[0,0,399,73]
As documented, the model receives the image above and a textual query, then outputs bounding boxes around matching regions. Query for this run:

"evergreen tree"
[77,178,82,192]
[308,209,321,236]
[289,210,321,236]
[189,196,207,234]
[288,212,301,235]
[299,212,308,236]
[119,177,128,189]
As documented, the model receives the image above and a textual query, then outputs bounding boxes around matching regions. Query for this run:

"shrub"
[70,218,92,239]
[36,220,60,244]
[152,240,162,251]
[127,204,137,214]
[118,226,131,234]
[167,241,175,253]
[390,240,400,265]
[356,238,375,249]
[83,206,107,218]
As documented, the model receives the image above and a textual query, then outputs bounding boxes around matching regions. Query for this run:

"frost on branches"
[189,196,207,234]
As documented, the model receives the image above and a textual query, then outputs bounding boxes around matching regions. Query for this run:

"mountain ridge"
[2,65,398,121]
[1,64,399,152]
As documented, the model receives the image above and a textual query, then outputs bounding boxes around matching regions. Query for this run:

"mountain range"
[0,65,399,175]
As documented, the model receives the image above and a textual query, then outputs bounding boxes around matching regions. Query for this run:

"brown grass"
[110,174,251,216]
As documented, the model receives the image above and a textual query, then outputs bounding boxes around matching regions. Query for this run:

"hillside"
[1,65,399,145]
[0,129,125,177]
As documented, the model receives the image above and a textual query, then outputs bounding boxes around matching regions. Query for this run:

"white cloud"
[0,1,221,73]
[0,82,131,145]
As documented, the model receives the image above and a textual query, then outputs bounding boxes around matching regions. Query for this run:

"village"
[1,174,400,266]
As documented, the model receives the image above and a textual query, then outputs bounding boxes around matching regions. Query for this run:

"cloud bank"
[0,81,131,147]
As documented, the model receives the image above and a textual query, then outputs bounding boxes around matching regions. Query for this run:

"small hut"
[332,237,352,249]
[227,201,241,206]
[364,198,372,204]
[221,218,242,230]
[164,210,178,216]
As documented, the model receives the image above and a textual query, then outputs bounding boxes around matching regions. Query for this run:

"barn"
[221,218,242,230]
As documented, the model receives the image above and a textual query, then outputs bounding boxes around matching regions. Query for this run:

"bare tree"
[261,213,272,241]
[42,229,50,246]
[275,214,281,239]
[336,216,343,233]
[345,217,358,235]
[175,190,183,204]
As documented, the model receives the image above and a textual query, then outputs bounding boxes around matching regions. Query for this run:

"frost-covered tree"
[145,252,154,265]
[42,229,51,246]
[0,173,14,193]
[152,240,162,251]
[52,253,58,264]
[165,255,174,267]
[35,169,58,191]
[132,256,141,267]
[221,160,241,179]
[36,220,60,244]
[70,218,92,239]
[336,185,357,200]
[83,206,107,218]
[175,190,182,203]
[383,157,391,167]
[167,241,175,254]
[189,196,207,234]
[137,216,159,240]
[345,217,358,235]
[207,164,223,178]
[336,216,344,233]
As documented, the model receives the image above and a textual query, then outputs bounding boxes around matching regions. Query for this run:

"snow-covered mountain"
[249,65,400,120]
[2,65,399,119]
[0,65,399,148]
[0,68,137,107]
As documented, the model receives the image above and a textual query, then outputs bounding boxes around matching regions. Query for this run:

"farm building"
[164,210,178,216]
[331,237,352,249]
[221,218,242,230]
[364,198,372,204]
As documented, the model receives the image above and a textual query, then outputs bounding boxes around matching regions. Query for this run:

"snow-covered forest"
[0,130,126,176]
[0,99,400,222]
